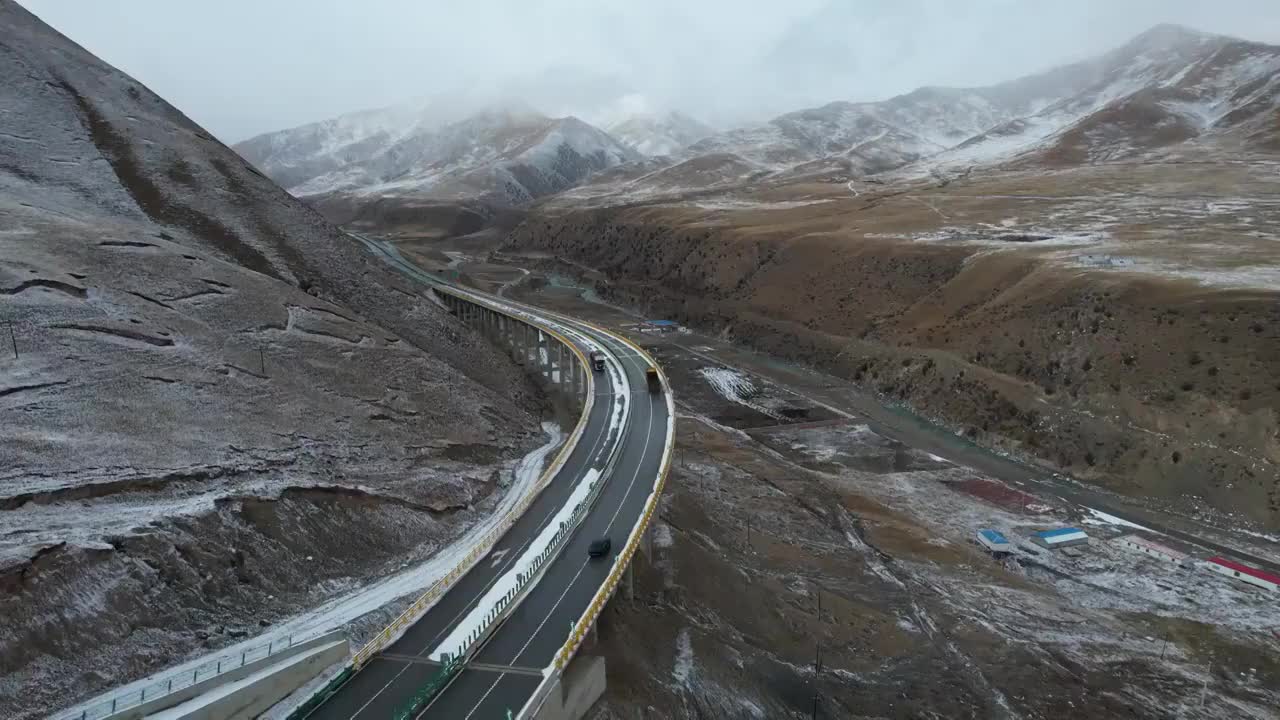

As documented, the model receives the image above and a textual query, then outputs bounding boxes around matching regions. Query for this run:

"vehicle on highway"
[590,350,606,372]
[646,366,662,393]
[588,537,612,558]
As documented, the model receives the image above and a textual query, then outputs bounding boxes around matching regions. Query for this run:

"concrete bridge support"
[440,290,589,410]
[531,656,606,720]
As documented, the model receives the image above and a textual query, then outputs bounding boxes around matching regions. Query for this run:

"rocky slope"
[0,2,543,716]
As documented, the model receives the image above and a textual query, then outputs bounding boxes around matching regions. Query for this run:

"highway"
[305,237,671,719]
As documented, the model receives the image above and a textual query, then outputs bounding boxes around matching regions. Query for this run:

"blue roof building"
[1033,527,1089,548]
[976,529,1013,554]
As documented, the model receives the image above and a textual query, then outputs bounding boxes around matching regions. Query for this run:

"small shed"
[641,319,680,333]
[976,529,1013,555]
[1116,535,1189,565]
[1205,557,1280,592]
[1032,527,1089,549]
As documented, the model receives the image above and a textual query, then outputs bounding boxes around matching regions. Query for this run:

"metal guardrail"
[390,657,461,720]
[59,633,314,720]
[392,458,619,716]
[280,284,599,719]
[348,291,595,669]
[389,335,632,715]
[519,327,676,719]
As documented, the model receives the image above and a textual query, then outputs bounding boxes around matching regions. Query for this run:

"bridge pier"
[444,291,589,417]
[531,656,606,720]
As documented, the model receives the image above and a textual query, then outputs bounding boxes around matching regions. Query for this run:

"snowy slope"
[233,100,450,191]
[0,2,541,716]
[683,24,1280,182]
[929,25,1280,169]
[238,105,641,206]
[607,111,715,157]
[683,95,990,172]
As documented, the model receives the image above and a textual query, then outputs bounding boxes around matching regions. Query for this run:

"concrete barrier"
[100,632,344,720]
[149,637,349,720]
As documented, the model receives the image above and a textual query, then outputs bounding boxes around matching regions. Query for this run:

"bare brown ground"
[506,159,1280,530]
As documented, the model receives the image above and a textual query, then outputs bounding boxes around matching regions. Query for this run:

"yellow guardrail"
[552,326,674,671]
[350,291,595,669]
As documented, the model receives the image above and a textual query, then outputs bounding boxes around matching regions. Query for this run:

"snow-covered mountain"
[236,105,640,206]
[932,24,1280,169]
[606,111,715,157]
[684,100,960,171]
[679,24,1280,181]
[237,23,1279,216]
[232,99,456,191]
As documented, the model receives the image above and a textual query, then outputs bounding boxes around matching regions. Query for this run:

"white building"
[1205,557,1280,592]
[1116,535,1189,564]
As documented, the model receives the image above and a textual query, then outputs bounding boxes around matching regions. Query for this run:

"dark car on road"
[588,537,612,558]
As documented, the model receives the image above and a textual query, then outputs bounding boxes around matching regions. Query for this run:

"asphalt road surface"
[306,238,670,719]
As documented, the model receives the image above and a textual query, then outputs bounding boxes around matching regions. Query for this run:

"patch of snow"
[691,199,826,211]
[844,530,905,589]
[866,227,1109,248]
[697,366,793,421]
[56,423,567,720]
[146,643,337,720]
[429,466,601,661]
[1092,257,1280,291]
[1082,507,1153,532]
[672,627,694,687]
[653,522,673,549]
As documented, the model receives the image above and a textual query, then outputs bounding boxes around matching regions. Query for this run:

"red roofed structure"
[1205,556,1280,592]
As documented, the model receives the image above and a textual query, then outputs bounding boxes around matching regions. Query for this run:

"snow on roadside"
[55,423,566,720]
[1082,507,1152,532]
[147,644,336,720]
[698,366,787,420]
[700,367,755,404]
[428,468,601,661]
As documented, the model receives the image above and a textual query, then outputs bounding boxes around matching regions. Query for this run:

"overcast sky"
[17,0,1280,143]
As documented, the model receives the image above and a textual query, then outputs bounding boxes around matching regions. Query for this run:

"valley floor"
[419,242,1280,719]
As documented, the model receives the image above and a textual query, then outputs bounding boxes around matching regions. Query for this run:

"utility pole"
[6,321,16,360]
[815,643,823,675]
[746,517,752,551]
[816,588,822,620]
[811,693,820,720]
[259,348,266,376]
